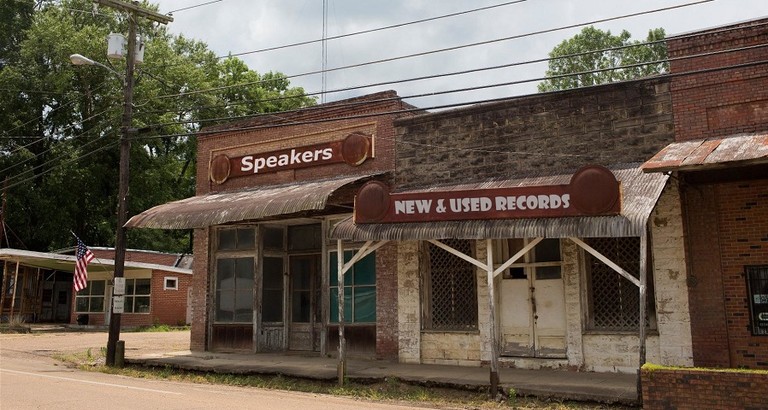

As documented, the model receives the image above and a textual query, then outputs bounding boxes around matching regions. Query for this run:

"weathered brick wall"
[684,178,768,368]
[667,18,768,141]
[375,242,398,359]
[394,79,674,189]
[190,228,210,352]
[397,241,421,364]
[641,367,768,410]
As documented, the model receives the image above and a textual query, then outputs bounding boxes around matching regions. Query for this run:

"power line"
[150,0,713,101]
[167,0,224,15]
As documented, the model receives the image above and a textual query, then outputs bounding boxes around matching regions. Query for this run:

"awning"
[330,165,668,241]
[0,248,192,275]
[126,173,383,230]
[641,132,768,173]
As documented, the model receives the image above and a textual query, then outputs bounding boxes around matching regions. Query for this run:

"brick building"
[0,248,192,327]
[643,18,768,369]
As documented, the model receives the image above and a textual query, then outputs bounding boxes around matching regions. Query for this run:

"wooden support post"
[486,239,500,398]
[9,261,20,320]
[637,229,648,403]
[0,260,8,320]
[336,239,346,385]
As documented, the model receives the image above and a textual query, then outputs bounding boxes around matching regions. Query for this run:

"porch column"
[9,261,19,319]
[0,261,8,319]
[336,239,346,385]
[485,239,500,397]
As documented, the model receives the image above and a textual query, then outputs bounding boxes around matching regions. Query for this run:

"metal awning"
[126,173,382,230]
[0,248,192,274]
[330,165,668,241]
[641,132,768,173]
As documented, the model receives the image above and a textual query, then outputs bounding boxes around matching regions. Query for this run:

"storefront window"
[75,280,106,313]
[215,257,254,323]
[124,278,151,313]
[586,237,656,331]
[329,250,376,323]
[423,240,477,331]
[746,265,768,336]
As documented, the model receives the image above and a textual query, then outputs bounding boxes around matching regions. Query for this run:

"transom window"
[499,238,562,280]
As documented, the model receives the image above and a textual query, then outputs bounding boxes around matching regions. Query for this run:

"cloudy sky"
[152,0,765,108]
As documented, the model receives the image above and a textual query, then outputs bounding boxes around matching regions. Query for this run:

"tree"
[538,26,668,92]
[0,0,315,252]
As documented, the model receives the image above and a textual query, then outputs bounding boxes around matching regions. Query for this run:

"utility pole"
[93,0,172,367]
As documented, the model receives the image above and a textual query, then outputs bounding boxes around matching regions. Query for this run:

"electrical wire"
[167,0,224,15]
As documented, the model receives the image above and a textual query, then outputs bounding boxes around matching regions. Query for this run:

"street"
[0,330,425,410]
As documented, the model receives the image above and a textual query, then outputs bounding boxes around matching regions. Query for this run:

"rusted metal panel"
[642,132,768,172]
[126,174,382,230]
[330,165,668,241]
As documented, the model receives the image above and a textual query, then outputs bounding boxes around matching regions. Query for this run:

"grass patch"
[641,362,768,375]
[54,348,635,409]
[0,315,31,334]
[131,324,190,332]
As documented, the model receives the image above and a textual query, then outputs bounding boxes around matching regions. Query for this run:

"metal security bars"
[424,239,478,331]
[747,265,768,336]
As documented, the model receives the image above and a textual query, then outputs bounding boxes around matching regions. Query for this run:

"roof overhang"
[641,132,768,173]
[0,248,192,275]
[126,173,383,230]
[330,165,668,241]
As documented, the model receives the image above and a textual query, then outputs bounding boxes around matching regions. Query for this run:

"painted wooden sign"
[209,132,373,184]
[354,165,621,223]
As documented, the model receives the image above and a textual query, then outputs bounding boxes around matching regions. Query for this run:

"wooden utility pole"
[92,0,172,367]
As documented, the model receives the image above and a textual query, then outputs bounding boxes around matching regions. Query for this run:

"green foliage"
[0,0,315,252]
[538,26,668,92]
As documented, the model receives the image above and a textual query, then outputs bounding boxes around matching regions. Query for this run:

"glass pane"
[235,258,254,282]
[76,297,88,312]
[237,228,255,249]
[218,229,237,250]
[292,290,311,322]
[217,259,235,290]
[135,296,151,313]
[292,270,310,290]
[91,280,105,295]
[535,239,561,262]
[508,267,527,279]
[135,279,151,295]
[263,227,284,250]
[124,296,134,312]
[263,257,283,289]
[353,286,376,322]
[329,252,339,287]
[329,288,353,323]
[288,224,321,251]
[354,253,376,285]
[216,290,234,322]
[125,279,135,295]
[536,266,562,280]
[262,289,283,322]
[91,297,104,312]
[234,290,253,322]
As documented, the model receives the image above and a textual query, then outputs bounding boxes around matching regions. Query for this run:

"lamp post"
[71,0,171,367]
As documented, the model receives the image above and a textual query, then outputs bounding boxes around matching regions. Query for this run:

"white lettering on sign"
[240,147,334,174]
[394,200,433,215]
[494,194,570,211]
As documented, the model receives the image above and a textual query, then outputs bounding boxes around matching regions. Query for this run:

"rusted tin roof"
[330,165,668,241]
[641,132,768,173]
[126,174,381,230]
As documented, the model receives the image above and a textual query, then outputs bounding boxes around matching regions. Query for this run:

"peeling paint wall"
[397,241,421,363]
[650,180,693,366]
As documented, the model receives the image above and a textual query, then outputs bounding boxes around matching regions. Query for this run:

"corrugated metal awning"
[330,165,668,241]
[126,174,381,229]
[641,132,768,173]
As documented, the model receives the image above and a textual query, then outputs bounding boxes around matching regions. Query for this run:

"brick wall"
[375,242,398,359]
[667,18,768,141]
[190,228,210,351]
[641,367,768,409]
[394,79,674,189]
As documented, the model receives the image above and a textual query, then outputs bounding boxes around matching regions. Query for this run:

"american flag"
[73,237,95,292]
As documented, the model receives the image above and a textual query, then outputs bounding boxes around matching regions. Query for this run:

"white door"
[499,238,566,358]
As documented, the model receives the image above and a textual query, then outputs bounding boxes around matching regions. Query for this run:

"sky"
[150,0,766,109]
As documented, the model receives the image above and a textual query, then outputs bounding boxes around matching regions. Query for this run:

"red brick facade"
[667,19,768,369]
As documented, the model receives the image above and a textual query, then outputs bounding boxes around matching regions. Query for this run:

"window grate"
[426,240,478,331]
[587,237,647,331]
[746,265,768,336]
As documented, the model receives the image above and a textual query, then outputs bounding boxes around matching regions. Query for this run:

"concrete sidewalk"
[126,351,639,406]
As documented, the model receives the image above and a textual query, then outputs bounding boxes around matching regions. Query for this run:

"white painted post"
[336,239,346,385]
[485,239,500,397]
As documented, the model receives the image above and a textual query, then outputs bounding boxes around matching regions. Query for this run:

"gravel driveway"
[0,327,190,363]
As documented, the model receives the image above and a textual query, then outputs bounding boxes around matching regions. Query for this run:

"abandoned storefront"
[127,91,414,356]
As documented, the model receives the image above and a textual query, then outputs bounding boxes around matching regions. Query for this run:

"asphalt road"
[0,329,425,410]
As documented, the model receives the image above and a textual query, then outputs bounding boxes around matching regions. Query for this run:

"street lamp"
[70,43,135,367]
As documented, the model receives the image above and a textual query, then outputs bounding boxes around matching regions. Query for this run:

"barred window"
[423,240,478,331]
[586,237,656,331]
[746,265,768,336]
